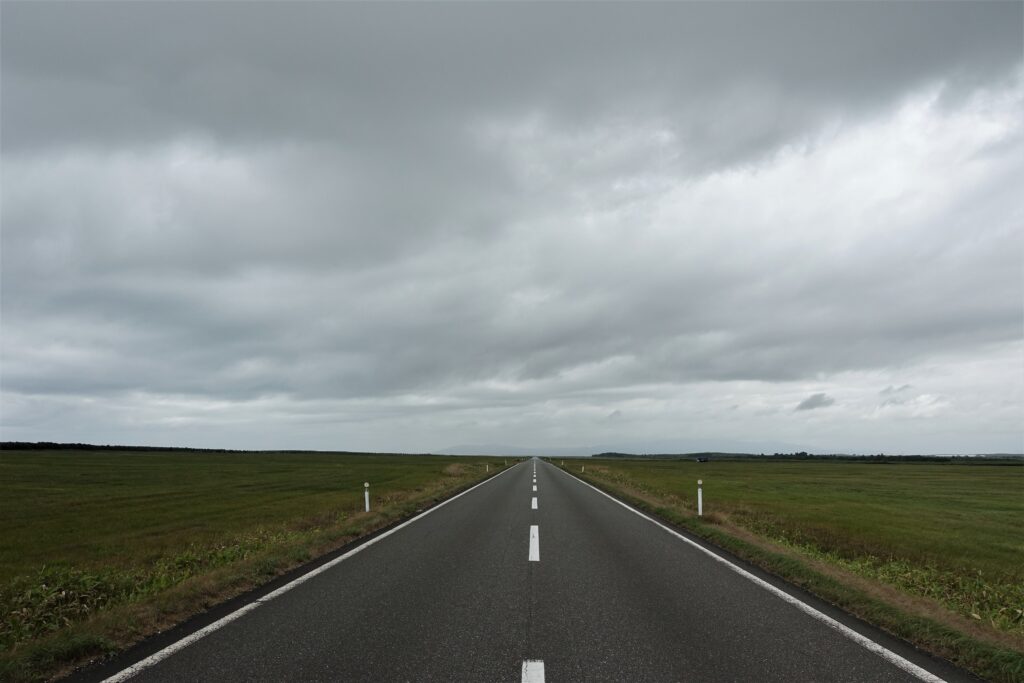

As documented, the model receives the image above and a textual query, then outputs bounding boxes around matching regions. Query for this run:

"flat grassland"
[568,458,1023,682]
[0,449,510,681]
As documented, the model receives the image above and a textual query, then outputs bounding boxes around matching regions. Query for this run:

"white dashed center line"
[529,525,540,561]
[532,484,537,492]
[531,496,538,510]
[522,659,545,682]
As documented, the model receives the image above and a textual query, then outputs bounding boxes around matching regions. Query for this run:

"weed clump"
[1,566,135,648]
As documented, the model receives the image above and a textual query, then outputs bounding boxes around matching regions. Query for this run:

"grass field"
[562,457,1024,682]
[0,449,513,681]
[3,451,1020,681]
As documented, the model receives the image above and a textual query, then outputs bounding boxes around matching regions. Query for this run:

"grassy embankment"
[0,449,515,682]
[554,458,1024,683]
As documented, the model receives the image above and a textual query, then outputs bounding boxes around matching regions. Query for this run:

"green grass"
[576,459,1023,619]
[0,450,513,681]
[562,458,1024,682]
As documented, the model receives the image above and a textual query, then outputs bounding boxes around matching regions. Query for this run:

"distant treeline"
[592,451,1023,463]
[2,442,249,453]
[0,442,433,457]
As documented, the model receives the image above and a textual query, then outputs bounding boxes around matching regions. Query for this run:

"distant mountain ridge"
[437,437,814,457]
[436,441,1023,458]
[435,444,593,457]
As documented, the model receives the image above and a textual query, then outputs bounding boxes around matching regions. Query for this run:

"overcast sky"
[2,2,1022,455]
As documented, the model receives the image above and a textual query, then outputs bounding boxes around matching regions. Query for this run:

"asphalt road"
[78,458,973,682]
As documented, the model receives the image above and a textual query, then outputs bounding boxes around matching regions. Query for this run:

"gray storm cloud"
[796,394,836,412]
[1,2,1021,454]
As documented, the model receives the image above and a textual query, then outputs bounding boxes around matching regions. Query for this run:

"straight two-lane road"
[79,459,972,682]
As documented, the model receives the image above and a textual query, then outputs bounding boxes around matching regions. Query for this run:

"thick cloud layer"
[2,2,1021,454]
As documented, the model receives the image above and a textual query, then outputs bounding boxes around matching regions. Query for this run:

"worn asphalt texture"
[73,458,975,682]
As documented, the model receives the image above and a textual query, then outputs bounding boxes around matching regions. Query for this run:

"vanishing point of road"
[75,459,973,682]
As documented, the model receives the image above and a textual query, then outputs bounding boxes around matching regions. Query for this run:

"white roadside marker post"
[581,465,585,473]
[697,479,703,517]
[486,464,489,473]
[364,482,370,512]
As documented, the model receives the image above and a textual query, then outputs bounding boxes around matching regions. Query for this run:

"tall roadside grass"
[2,528,310,649]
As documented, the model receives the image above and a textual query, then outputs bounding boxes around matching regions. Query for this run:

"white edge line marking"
[553,466,946,683]
[522,659,545,683]
[101,462,524,683]
[529,524,540,561]
[531,496,538,510]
